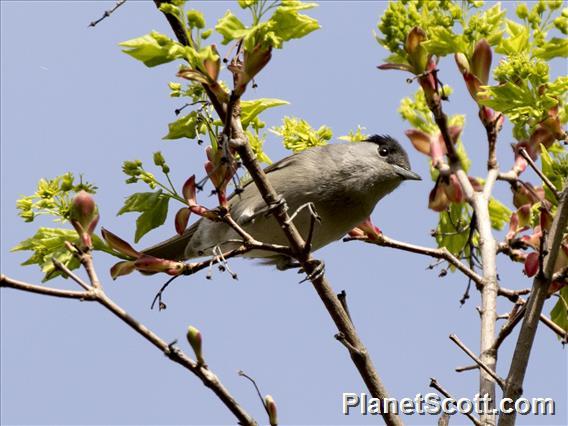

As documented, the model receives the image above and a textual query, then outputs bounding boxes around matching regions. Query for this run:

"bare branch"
[2,266,257,425]
[345,234,484,286]
[1,274,96,300]
[499,185,568,426]
[519,148,559,200]
[455,364,479,373]
[88,0,127,27]
[429,378,481,426]
[449,334,505,389]
[539,313,568,343]
[337,290,353,324]
[238,370,270,418]
[51,258,92,291]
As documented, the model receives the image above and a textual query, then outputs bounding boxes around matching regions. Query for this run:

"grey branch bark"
[498,185,568,426]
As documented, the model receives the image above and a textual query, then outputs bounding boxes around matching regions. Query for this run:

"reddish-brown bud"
[428,182,450,212]
[524,252,539,277]
[70,191,99,248]
[101,228,140,259]
[175,207,191,235]
[471,39,492,85]
[134,255,184,276]
[110,260,136,280]
[405,129,431,155]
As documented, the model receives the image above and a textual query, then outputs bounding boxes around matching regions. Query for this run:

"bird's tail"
[142,222,198,261]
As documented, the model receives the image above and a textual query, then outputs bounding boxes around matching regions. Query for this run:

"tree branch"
[1,274,96,300]
[1,260,257,426]
[430,377,481,426]
[518,148,560,200]
[88,0,126,27]
[449,334,505,389]
[344,234,485,286]
[428,86,500,426]
[498,185,568,426]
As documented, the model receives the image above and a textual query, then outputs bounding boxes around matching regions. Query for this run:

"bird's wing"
[142,220,200,261]
[142,152,307,259]
[229,154,303,225]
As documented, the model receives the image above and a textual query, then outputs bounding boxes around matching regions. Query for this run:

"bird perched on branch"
[144,135,420,268]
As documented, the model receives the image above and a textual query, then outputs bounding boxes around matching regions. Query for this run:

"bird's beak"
[393,164,421,181]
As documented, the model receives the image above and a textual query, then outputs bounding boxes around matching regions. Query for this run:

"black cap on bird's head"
[365,134,421,181]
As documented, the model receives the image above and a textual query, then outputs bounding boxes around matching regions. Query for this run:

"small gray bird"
[144,135,420,268]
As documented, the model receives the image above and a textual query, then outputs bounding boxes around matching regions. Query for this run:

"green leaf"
[163,111,199,140]
[240,98,289,129]
[534,38,568,60]
[540,144,567,205]
[215,10,248,44]
[495,20,529,54]
[435,202,474,257]
[550,286,568,334]
[271,116,332,153]
[118,191,169,242]
[422,27,466,56]
[12,228,80,281]
[246,130,272,164]
[478,82,538,121]
[269,2,320,46]
[11,228,106,281]
[120,31,186,67]
[488,197,512,231]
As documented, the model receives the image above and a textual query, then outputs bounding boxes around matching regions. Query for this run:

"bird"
[143,135,421,268]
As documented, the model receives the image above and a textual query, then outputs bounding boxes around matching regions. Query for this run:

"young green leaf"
[488,197,512,231]
[240,98,288,129]
[120,31,186,67]
[215,10,248,44]
[550,286,568,334]
[118,191,170,242]
[163,111,199,140]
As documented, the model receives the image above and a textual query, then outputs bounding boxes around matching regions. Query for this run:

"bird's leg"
[299,259,326,284]
[262,194,288,217]
[274,256,325,283]
[285,201,321,225]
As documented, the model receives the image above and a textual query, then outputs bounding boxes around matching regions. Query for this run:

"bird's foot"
[285,202,321,225]
[299,259,325,284]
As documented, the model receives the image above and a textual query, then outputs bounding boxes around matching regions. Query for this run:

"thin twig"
[337,290,353,324]
[429,378,481,426]
[455,364,479,373]
[540,314,568,342]
[1,275,96,300]
[491,304,526,352]
[519,148,559,200]
[88,0,127,27]
[449,334,505,389]
[1,269,257,426]
[238,370,270,417]
[344,234,484,287]
[51,258,92,291]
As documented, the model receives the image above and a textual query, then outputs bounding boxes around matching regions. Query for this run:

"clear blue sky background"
[1,1,566,425]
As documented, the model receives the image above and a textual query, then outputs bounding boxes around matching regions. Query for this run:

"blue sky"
[1,1,566,425]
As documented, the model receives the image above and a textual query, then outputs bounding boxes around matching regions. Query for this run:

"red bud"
[524,252,539,277]
[175,207,191,235]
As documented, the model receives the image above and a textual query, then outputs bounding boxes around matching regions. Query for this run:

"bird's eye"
[378,147,389,157]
